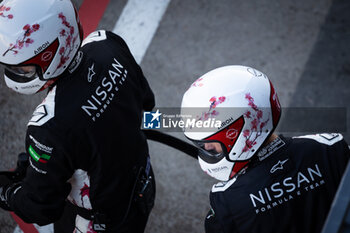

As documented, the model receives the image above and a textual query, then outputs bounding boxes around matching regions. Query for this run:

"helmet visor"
[192,140,227,163]
[4,65,39,83]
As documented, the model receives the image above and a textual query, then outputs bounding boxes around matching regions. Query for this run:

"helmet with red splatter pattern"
[0,0,83,94]
[181,65,281,181]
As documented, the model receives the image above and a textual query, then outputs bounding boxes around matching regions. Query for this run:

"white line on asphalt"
[113,0,171,64]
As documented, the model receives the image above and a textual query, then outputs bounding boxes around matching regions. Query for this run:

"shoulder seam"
[293,133,343,146]
[211,177,237,193]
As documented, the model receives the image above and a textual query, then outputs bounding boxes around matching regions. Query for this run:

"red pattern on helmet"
[57,12,78,69]
[269,80,281,128]
[209,96,226,109]
[241,93,269,154]
[0,5,13,19]
[2,23,40,56]
[72,4,84,40]
[196,96,226,121]
[191,77,204,87]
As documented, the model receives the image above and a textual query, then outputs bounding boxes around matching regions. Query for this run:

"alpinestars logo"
[270,159,288,173]
[250,163,325,214]
[87,63,95,82]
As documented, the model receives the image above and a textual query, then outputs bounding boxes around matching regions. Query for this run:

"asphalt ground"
[1,0,350,232]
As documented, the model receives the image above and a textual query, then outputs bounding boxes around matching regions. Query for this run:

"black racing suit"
[8,30,156,232]
[205,134,350,233]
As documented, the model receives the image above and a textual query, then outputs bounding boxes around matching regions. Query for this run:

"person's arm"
[0,153,29,211]
[205,195,240,233]
[205,207,225,233]
[140,75,155,112]
[6,128,74,225]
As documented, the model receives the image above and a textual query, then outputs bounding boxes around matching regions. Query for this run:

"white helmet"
[181,65,281,181]
[0,0,83,94]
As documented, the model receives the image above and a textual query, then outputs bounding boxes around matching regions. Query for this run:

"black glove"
[0,185,22,211]
[0,175,15,211]
[0,181,21,211]
[0,152,27,211]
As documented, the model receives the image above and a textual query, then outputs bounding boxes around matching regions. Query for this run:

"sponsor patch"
[28,145,51,163]
[29,135,53,154]
[68,51,83,74]
[29,158,47,175]
[257,137,286,161]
